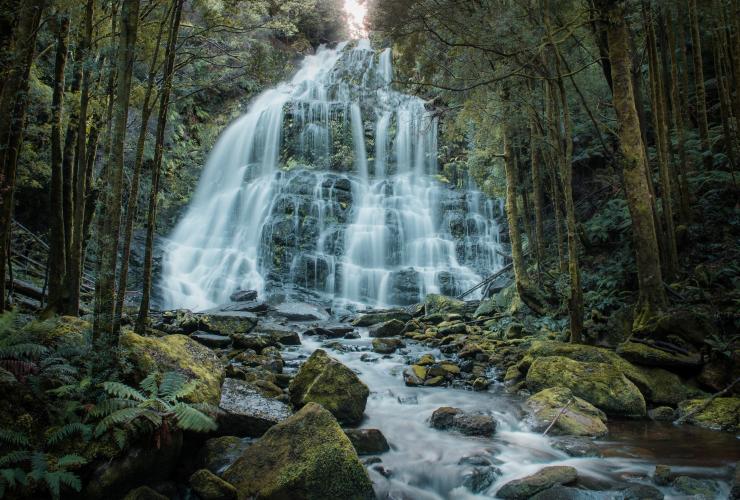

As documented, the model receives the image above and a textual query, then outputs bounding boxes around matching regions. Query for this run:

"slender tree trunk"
[137,0,184,334]
[688,0,712,169]
[502,118,530,294]
[64,0,95,315]
[544,80,567,273]
[0,0,46,312]
[114,4,171,332]
[645,4,679,280]
[529,110,546,268]
[713,29,738,187]
[46,14,70,315]
[598,0,667,324]
[93,0,140,359]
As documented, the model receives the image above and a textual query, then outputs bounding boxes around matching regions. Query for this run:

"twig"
[543,399,573,435]
[673,377,740,426]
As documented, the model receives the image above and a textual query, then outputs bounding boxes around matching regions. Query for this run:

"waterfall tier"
[160,40,504,310]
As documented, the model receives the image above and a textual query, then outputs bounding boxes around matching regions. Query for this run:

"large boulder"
[526,387,608,437]
[289,349,369,425]
[429,407,496,437]
[343,428,390,455]
[218,378,292,437]
[352,309,411,326]
[526,356,646,417]
[368,319,405,338]
[617,341,702,370]
[120,331,224,405]
[496,466,578,499]
[222,403,374,500]
[197,436,250,475]
[636,367,694,406]
[677,398,740,433]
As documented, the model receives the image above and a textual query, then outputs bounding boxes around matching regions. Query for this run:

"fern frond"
[0,366,17,384]
[173,379,198,400]
[28,452,48,481]
[89,398,137,417]
[43,471,61,499]
[139,372,159,397]
[0,467,27,489]
[172,403,217,432]
[94,408,147,437]
[54,470,82,492]
[55,454,86,468]
[101,381,145,401]
[0,342,48,360]
[158,371,187,400]
[0,429,30,447]
[0,451,31,467]
[113,429,127,450]
[46,423,92,446]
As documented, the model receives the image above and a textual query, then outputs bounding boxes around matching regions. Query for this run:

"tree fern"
[0,451,31,467]
[102,381,146,401]
[46,423,92,446]
[0,429,30,447]
[158,371,187,400]
[173,402,217,432]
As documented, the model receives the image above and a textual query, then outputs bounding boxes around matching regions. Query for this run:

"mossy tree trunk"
[598,0,667,323]
[688,0,712,169]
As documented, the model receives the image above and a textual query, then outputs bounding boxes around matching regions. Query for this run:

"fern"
[0,429,30,447]
[46,423,92,446]
[158,371,187,400]
[173,403,217,432]
[101,381,146,401]
[0,451,31,467]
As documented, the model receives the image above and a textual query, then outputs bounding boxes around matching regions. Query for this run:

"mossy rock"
[677,398,740,433]
[636,367,694,406]
[616,341,702,369]
[424,294,466,316]
[189,468,237,500]
[496,466,578,499]
[526,387,608,437]
[197,436,249,474]
[30,315,89,347]
[633,309,718,346]
[120,331,225,405]
[222,403,374,499]
[526,356,646,417]
[288,349,369,425]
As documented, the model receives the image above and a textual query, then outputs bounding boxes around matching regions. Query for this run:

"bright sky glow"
[344,0,368,38]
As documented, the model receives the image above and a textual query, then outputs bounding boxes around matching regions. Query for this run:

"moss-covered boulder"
[189,469,237,500]
[289,349,369,425]
[633,309,718,347]
[617,341,702,369]
[526,356,646,417]
[197,436,249,474]
[34,315,89,347]
[218,378,292,437]
[368,319,405,337]
[424,294,466,316]
[526,387,608,437]
[120,331,225,405]
[496,466,578,499]
[677,398,740,433]
[636,367,694,406]
[222,403,374,500]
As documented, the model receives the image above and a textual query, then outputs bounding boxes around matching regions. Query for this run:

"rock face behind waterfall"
[160,40,505,310]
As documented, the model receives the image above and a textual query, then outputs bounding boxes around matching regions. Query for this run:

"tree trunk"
[0,0,46,312]
[93,0,140,360]
[529,110,546,268]
[64,0,95,315]
[136,0,184,334]
[46,14,70,315]
[598,0,667,324]
[688,0,712,169]
[114,4,171,332]
[502,119,530,293]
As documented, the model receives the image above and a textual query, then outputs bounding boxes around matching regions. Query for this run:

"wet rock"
[360,353,378,363]
[550,436,601,457]
[637,367,692,406]
[352,309,411,326]
[369,319,405,337]
[653,464,672,486]
[303,326,346,338]
[203,311,259,336]
[397,394,418,405]
[197,436,250,474]
[255,322,301,345]
[221,300,271,313]
[231,332,276,352]
[529,485,594,499]
[403,365,427,386]
[459,343,483,359]
[617,341,702,369]
[273,302,328,321]
[527,387,608,437]
[504,323,526,340]
[677,397,740,432]
[473,297,497,318]
[496,466,578,499]
[424,294,466,316]
[122,486,169,500]
[731,462,740,499]
[190,331,232,349]
[648,406,676,421]
[189,469,237,500]
[424,375,446,386]
[222,403,374,500]
[344,428,390,454]
[372,337,404,354]
[473,377,490,391]
[417,353,435,365]
[430,407,496,436]
[230,290,258,302]
[218,378,292,437]
[620,484,664,499]
[462,465,499,493]
[288,349,369,425]
[526,356,646,417]
[437,322,466,336]
[120,331,224,405]
[672,476,721,498]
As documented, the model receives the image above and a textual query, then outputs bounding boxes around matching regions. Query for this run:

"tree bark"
[688,0,712,169]
[93,0,140,359]
[136,0,184,334]
[529,109,546,269]
[46,14,70,315]
[502,116,530,294]
[0,0,46,312]
[598,0,667,324]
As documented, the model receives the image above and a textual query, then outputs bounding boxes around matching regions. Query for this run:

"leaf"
[172,403,217,432]
[0,451,31,467]
[101,381,146,402]
[0,429,30,447]
[158,371,187,400]
[46,423,92,446]
[55,454,87,469]
[139,372,159,397]
[94,407,147,437]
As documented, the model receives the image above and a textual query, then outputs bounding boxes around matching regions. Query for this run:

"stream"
[279,321,738,499]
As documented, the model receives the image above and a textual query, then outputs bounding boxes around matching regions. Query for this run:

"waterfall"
[160,40,504,311]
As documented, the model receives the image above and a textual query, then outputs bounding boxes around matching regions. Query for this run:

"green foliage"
[582,198,631,246]
[93,371,217,444]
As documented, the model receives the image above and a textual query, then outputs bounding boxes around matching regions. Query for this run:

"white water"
[160,40,503,311]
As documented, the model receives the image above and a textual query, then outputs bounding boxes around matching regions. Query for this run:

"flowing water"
[287,330,738,500]
[160,40,503,311]
[161,40,738,499]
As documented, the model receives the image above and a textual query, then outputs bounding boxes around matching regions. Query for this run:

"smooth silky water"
[160,41,738,498]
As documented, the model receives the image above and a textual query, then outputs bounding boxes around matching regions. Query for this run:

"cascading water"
[160,40,504,311]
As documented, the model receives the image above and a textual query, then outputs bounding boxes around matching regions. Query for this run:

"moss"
[189,469,237,500]
[223,403,374,500]
[526,387,608,437]
[616,341,701,369]
[424,294,466,315]
[677,398,740,433]
[411,364,427,379]
[120,331,225,405]
[635,367,694,406]
[526,356,646,417]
